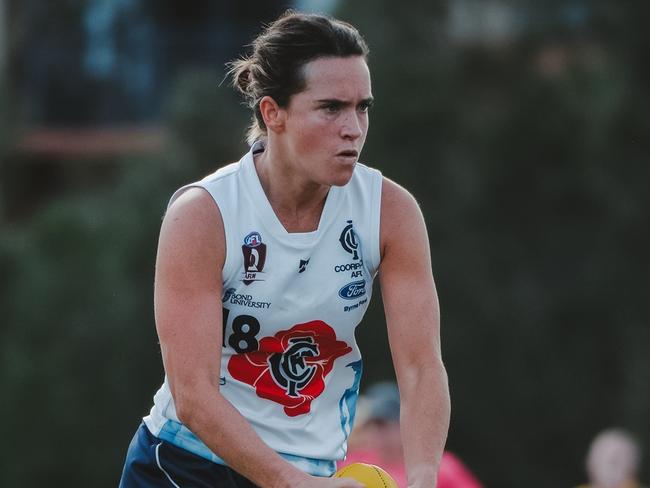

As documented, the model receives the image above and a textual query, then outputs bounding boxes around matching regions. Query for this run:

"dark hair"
[228,10,370,145]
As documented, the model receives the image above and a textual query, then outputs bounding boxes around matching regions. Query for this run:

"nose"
[340,110,364,140]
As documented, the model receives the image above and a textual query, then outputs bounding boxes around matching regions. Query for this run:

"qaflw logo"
[241,231,267,285]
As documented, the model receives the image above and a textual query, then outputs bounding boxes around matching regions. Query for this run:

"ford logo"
[338,280,366,300]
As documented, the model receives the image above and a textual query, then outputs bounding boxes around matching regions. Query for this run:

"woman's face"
[280,55,373,187]
[587,435,637,488]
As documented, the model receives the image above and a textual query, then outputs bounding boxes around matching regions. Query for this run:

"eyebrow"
[315,97,375,106]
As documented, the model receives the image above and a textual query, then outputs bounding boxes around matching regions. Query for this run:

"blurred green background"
[1,1,648,486]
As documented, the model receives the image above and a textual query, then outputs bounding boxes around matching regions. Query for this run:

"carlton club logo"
[269,336,318,398]
[228,321,352,417]
[339,220,359,260]
[242,231,266,285]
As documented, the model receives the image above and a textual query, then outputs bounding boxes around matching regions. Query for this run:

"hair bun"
[228,58,254,97]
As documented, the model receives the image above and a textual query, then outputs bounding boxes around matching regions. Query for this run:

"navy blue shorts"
[119,423,259,488]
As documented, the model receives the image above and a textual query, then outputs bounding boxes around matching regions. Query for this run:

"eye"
[323,103,341,113]
[358,101,373,113]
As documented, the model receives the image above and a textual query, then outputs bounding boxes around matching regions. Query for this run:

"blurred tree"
[164,68,249,170]
[0,67,248,486]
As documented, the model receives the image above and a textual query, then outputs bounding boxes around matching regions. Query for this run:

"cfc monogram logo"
[339,220,359,260]
[269,336,319,397]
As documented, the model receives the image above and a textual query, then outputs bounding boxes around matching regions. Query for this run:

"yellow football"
[334,462,399,487]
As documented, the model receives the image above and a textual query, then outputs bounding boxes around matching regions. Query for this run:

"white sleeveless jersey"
[144,141,383,476]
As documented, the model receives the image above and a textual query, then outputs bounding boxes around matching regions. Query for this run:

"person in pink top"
[340,382,482,488]
[437,452,484,488]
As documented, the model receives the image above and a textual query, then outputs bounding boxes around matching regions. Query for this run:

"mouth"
[336,150,359,159]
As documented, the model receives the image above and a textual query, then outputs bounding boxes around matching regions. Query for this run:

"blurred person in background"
[341,382,482,488]
[119,9,450,488]
[576,429,646,488]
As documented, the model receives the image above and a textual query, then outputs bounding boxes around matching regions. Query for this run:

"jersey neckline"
[241,141,343,246]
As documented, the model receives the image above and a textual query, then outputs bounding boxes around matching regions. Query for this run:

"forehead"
[298,56,372,100]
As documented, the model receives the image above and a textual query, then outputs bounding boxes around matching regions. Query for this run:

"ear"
[259,96,286,134]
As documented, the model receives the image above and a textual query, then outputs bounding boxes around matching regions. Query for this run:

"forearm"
[399,359,451,488]
[178,387,309,488]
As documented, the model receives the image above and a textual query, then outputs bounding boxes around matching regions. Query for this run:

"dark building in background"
[6,0,594,144]
[10,0,289,128]
[447,0,592,45]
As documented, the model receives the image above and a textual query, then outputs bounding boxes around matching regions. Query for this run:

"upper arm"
[379,178,441,380]
[154,187,226,400]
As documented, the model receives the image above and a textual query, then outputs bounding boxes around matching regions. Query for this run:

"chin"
[328,166,356,187]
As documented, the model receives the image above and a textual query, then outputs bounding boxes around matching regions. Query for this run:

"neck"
[254,144,330,233]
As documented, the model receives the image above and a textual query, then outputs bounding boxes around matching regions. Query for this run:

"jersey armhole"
[368,170,383,275]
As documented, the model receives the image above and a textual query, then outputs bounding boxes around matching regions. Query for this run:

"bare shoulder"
[158,187,225,276]
[380,176,427,259]
[164,187,222,229]
[381,176,418,207]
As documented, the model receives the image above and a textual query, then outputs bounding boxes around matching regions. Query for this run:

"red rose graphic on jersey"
[228,320,352,417]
